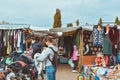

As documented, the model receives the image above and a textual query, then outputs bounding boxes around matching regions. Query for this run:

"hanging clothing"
[7,31,10,54]
[105,55,109,66]
[108,27,119,47]
[9,30,14,52]
[3,31,8,47]
[1,30,7,57]
[93,28,104,46]
[75,31,80,49]
[20,31,24,52]
[17,30,21,48]
[14,30,19,48]
[103,34,112,55]
[112,45,118,56]
[0,30,4,57]
[117,52,120,63]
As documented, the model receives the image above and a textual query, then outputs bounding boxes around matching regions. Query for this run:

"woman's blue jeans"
[45,65,56,80]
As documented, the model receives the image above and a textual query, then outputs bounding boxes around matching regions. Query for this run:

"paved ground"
[56,64,79,80]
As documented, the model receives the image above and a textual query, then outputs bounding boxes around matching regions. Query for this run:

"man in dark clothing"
[32,36,44,80]
[32,36,44,58]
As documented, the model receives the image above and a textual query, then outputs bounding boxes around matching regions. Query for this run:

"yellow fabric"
[7,31,10,54]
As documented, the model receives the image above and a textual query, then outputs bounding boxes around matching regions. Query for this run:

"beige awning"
[49,27,80,32]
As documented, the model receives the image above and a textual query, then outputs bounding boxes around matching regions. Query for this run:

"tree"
[115,16,119,25]
[1,20,9,24]
[53,8,62,28]
[76,19,79,26]
[2,20,5,24]
[98,17,103,25]
[67,23,73,27]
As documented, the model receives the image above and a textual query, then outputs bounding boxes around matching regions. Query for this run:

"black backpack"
[48,47,60,67]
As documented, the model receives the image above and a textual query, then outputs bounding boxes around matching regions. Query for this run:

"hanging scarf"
[108,27,119,47]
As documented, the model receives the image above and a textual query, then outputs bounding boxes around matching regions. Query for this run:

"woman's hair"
[46,36,53,42]
[44,35,58,46]
[34,36,40,42]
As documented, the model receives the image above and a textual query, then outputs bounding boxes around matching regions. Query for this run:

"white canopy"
[49,26,80,32]
[0,24,29,29]
[30,25,49,31]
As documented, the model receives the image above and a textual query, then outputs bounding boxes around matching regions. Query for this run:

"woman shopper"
[36,35,58,80]
[72,45,80,72]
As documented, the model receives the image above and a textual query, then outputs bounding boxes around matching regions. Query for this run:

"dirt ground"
[56,64,79,80]
[37,64,79,80]
[38,64,80,80]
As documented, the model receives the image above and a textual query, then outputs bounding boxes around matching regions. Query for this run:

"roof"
[82,25,93,31]
[0,24,30,29]
[30,25,49,31]
[49,25,93,33]
[49,26,80,32]
[0,24,50,31]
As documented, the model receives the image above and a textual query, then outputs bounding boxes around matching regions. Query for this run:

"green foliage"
[0,20,9,25]
[53,9,62,28]
[98,18,103,25]
[67,23,73,27]
[76,19,79,26]
[115,16,120,25]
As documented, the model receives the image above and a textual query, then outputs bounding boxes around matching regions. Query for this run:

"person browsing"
[36,35,58,80]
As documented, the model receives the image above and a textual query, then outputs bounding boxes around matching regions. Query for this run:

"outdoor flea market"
[0,23,120,80]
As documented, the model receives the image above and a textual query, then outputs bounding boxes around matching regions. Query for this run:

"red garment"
[105,55,109,66]
[18,61,26,67]
[96,57,102,63]
[96,57,102,66]
[108,27,119,45]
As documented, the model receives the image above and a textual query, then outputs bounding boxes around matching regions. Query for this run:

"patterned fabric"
[34,53,44,74]
[93,28,104,46]
[6,72,15,80]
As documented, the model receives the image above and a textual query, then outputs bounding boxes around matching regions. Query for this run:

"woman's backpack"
[49,47,60,67]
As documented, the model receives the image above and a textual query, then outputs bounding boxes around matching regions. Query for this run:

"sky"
[0,0,120,28]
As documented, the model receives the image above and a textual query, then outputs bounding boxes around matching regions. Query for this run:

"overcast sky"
[0,0,120,28]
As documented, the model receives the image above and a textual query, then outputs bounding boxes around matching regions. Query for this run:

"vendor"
[95,53,105,67]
